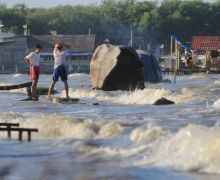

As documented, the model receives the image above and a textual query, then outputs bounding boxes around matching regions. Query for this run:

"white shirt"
[53,49,69,68]
[25,52,40,66]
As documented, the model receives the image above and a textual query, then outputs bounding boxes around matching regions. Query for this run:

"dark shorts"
[52,66,67,82]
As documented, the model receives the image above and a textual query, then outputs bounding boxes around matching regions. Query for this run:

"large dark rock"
[90,44,145,91]
[153,98,175,105]
[137,50,163,83]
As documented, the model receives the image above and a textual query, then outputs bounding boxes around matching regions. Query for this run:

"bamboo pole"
[171,36,173,56]
[174,40,178,85]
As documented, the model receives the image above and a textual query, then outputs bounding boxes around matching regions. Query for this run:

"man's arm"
[54,43,60,55]
[24,57,31,65]
[24,52,33,65]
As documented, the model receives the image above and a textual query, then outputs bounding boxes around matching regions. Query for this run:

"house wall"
[0,35,94,74]
[0,36,29,73]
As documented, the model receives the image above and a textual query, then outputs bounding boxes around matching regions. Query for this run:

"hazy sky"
[0,0,217,8]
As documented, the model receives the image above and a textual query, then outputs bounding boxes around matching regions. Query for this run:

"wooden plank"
[0,128,38,132]
[51,97,80,104]
[0,123,19,127]
[0,82,32,90]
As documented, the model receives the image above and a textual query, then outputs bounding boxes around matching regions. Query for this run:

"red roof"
[192,36,220,51]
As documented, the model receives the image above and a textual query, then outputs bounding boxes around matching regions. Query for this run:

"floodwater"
[1,73,220,180]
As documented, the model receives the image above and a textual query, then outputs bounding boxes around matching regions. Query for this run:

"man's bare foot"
[32,96,38,101]
[47,95,52,99]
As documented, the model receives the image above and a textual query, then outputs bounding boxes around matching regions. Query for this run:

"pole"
[174,40,178,85]
[205,50,208,69]
[0,21,3,33]
[170,36,173,57]
[130,28,133,47]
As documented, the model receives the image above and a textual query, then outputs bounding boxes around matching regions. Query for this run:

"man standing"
[48,43,70,99]
[25,44,42,100]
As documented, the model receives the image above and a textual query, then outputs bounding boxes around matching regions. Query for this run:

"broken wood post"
[7,128,11,139]
[0,123,20,139]
[17,128,38,142]
[18,130,23,141]
[0,127,38,142]
[27,131,31,142]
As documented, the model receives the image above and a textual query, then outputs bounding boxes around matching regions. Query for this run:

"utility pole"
[130,28,133,47]
[23,24,28,35]
[0,21,4,33]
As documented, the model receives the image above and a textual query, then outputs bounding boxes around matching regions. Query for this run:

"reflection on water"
[1,73,220,179]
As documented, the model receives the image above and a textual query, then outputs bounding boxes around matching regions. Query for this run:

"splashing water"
[1,73,220,179]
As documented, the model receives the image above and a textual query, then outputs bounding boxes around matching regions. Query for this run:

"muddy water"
[1,73,220,180]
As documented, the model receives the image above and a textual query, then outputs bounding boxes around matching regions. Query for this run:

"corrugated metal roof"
[28,35,96,53]
[192,36,220,50]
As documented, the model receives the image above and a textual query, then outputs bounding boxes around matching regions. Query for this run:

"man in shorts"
[48,43,70,98]
[25,44,42,100]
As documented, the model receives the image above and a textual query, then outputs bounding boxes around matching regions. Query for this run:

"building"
[0,34,96,74]
[191,36,220,70]
[192,36,220,51]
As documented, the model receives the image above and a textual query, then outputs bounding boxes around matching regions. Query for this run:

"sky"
[0,0,217,8]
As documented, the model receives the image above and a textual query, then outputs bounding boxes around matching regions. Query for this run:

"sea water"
[1,73,220,179]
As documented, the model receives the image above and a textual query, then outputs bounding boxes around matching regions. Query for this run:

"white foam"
[0,113,97,140]
[189,74,206,80]
[0,82,14,86]
[98,122,124,138]
[0,113,125,140]
[66,88,195,105]
[130,126,166,144]
[213,99,220,108]
[13,74,23,77]
[214,80,220,85]
[137,124,220,174]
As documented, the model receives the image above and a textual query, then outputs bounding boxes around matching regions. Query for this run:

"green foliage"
[37,87,58,95]
[0,0,219,47]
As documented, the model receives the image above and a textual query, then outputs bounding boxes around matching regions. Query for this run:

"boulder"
[90,44,145,91]
[153,98,175,105]
[136,50,163,83]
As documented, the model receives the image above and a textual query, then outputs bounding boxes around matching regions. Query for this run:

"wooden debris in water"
[0,82,32,90]
[0,123,38,142]
[52,97,80,104]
